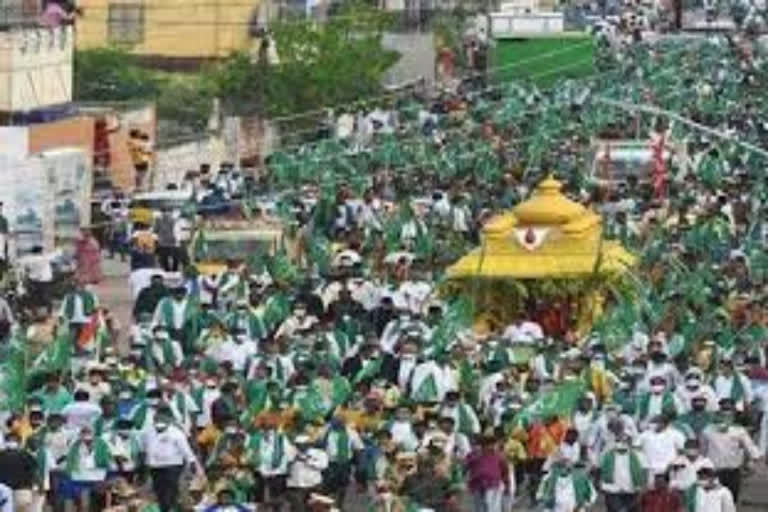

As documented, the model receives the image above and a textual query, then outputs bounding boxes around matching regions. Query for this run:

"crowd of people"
[0,13,767,512]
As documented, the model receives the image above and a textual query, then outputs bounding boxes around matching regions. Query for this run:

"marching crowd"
[0,15,767,512]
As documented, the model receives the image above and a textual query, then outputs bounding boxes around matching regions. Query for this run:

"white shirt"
[257,431,296,476]
[287,448,328,489]
[0,483,12,512]
[549,475,576,512]
[79,382,112,404]
[59,292,99,323]
[713,374,753,410]
[638,427,685,473]
[397,356,417,391]
[103,432,139,472]
[324,427,363,462]
[600,451,648,493]
[69,443,108,482]
[502,321,544,344]
[45,428,76,468]
[670,456,712,490]
[61,401,102,430]
[692,484,736,512]
[206,340,254,373]
[197,389,220,427]
[18,254,53,282]
[677,384,719,412]
[410,361,448,403]
[152,298,188,330]
[389,421,419,451]
[702,425,761,469]
[143,425,196,468]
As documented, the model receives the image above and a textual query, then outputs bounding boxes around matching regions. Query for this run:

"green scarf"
[175,392,187,420]
[131,403,150,429]
[637,391,677,420]
[63,291,96,320]
[250,431,285,470]
[599,450,647,490]
[331,427,351,463]
[160,298,187,329]
[413,373,438,403]
[539,467,594,509]
[726,374,745,402]
[65,439,111,476]
[354,358,382,385]
[160,339,177,368]
[457,403,475,436]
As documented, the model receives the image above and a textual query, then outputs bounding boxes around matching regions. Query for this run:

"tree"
[208,3,400,122]
[73,48,161,102]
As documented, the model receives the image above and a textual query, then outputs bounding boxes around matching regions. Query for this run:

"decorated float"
[445,176,635,338]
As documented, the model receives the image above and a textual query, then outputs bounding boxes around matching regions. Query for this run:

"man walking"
[155,208,180,272]
[144,414,200,512]
[701,411,760,503]
[466,434,512,512]
[0,433,38,512]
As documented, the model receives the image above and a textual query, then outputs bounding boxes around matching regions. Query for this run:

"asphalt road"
[93,256,768,511]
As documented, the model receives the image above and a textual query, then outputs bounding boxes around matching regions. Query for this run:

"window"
[107,3,145,45]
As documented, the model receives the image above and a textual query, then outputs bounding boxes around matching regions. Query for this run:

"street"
[93,256,768,511]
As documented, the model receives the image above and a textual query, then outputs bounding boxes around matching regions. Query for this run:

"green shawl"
[354,358,382,385]
[599,450,647,490]
[62,291,96,320]
[159,298,192,330]
[637,391,677,420]
[329,427,351,463]
[248,430,286,470]
[413,373,438,403]
[65,439,111,477]
[457,403,476,436]
[539,468,594,509]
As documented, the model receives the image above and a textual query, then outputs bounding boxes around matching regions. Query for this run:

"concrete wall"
[153,135,226,189]
[27,116,95,156]
[382,31,435,87]
[0,26,73,112]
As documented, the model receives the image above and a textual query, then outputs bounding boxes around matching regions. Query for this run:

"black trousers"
[151,465,184,512]
[253,474,287,505]
[605,492,639,512]
[717,468,741,502]
[157,246,180,272]
[526,458,545,499]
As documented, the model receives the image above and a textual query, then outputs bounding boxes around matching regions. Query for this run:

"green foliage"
[74,47,213,130]
[207,3,400,121]
[74,47,161,101]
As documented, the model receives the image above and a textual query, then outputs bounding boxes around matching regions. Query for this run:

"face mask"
[615,443,628,452]
[155,423,169,432]
[651,384,665,394]
[295,309,306,319]
[685,380,700,390]
[698,477,714,488]
[685,449,698,458]
[4,441,19,449]
[148,398,160,406]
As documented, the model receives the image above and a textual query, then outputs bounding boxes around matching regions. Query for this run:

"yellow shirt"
[504,437,527,464]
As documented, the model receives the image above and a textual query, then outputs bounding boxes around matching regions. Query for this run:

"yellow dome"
[513,177,585,225]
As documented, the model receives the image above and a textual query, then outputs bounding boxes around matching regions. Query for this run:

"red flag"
[77,314,100,349]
